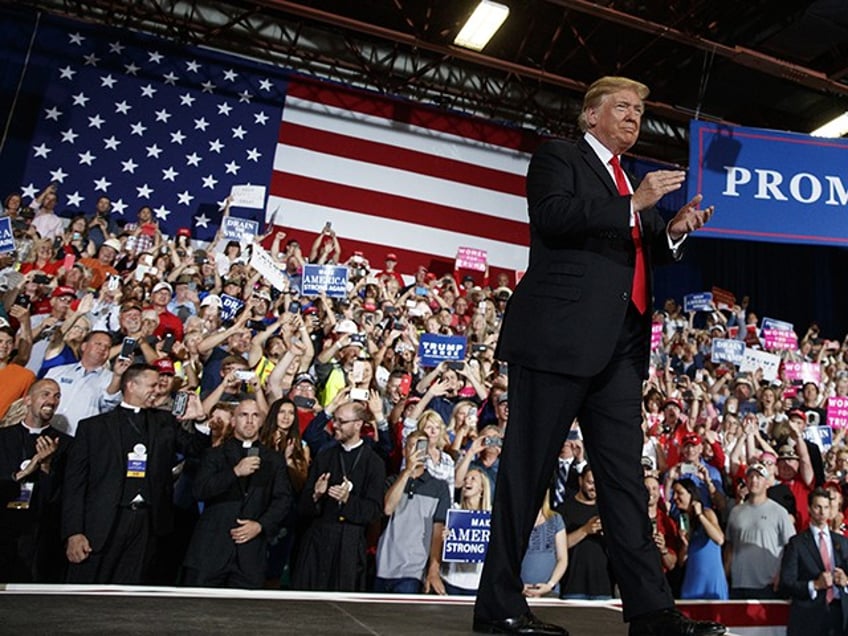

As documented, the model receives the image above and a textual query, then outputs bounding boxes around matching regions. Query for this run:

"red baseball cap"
[682,432,702,447]
[152,358,175,375]
[51,286,76,299]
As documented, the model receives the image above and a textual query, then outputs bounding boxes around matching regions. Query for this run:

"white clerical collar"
[341,439,364,452]
[22,422,50,434]
[121,401,142,413]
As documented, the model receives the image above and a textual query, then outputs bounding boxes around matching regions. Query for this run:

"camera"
[171,391,189,417]
[415,438,428,455]
[119,337,136,359]
[234,370,255,381]
[350,388,369,401]
[484,436,502,448]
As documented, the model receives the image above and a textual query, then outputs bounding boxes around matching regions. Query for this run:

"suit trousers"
[67,507,153,584]
[475,305,674,622]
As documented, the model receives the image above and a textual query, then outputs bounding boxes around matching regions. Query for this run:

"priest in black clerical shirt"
[63,363,210,584]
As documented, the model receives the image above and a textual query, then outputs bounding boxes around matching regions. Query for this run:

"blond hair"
[462,467,493,511]
[578,76,650,132]
[416,409,449,450]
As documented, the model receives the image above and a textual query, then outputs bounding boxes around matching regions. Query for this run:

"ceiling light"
[454,1,509,52]
[810,112,848,138]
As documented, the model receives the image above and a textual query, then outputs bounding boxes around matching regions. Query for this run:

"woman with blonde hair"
[20,237,61,276]
[441,467,492,595]
[37,314,91,378]
[520,489,569,597]
[414,409,455,492]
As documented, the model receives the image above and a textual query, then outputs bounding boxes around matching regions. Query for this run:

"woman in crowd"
[441,467,492,595]
[520,489,568,597]
[261,397,311,587]
[645,473,680,577]
[37,314,91,378]
[62,214,96,258]
[20,237,61,276]
[414,409,456,492]
[671,477,728,600]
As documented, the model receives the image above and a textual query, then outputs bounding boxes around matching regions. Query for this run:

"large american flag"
[5,10,535,275]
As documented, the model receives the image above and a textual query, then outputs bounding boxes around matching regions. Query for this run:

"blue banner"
[688,121,848,246]
[0,218,14,253]
[683,292,713,313]
[761,316,794,332]
[710,338,745,365]
[442,509,491,563]
[418,334,467,368]
[301,264,348,298]
[222,216,260,242]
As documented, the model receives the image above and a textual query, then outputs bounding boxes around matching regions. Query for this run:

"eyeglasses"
[335,417,362,425]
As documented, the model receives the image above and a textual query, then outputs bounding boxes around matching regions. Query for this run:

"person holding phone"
[374,430,450,594]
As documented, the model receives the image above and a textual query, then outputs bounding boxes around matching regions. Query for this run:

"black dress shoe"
[629,609,726,636]
[473,611,569,635]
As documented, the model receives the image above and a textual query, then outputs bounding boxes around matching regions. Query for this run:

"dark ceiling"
[13,0,848,164]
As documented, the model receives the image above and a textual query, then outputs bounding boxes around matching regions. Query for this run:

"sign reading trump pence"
[418,334,467,367]
[442,509,491,563]
[301,264,349,298]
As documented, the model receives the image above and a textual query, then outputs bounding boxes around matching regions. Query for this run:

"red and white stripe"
[267,76,537,278]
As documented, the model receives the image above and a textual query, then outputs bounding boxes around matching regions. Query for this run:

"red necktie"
[610,155,647,314]
[819,529,835,604]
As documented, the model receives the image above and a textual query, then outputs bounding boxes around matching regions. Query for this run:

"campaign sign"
[455,247,487,273]
[442,509,491,563]
[710,286,736,309]
[301,264,349,298]
[219,294,244,322]
[762,328,798,352]
[229,184,267,209]
[0,217,14,254]
[418,334,467,367]
[783,361,821,384]
[762,316,794,332]
[804,425,834,452]
[827,397,848,430]
[711,339,745,365]
[740,348,781,381]
[689,120,848,247]
[684,292,713,313]
[222,216,260,242]
[249,243,288,291]
[651,323,663,351]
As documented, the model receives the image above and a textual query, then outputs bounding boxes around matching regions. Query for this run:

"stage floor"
[0,587,632,635]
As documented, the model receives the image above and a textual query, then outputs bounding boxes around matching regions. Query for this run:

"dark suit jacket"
[62,406,210,551]
[780,527,848,635]
[182,438,292,581]
[497,138,679,377]
[0,424,72,514]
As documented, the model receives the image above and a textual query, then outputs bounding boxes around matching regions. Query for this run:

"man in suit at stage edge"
[182,397,292,588]
[473,76,724,635]
[63,363,210,584]
[781,487,848,636]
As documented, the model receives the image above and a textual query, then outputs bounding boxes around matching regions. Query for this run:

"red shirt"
[149,308,184,341]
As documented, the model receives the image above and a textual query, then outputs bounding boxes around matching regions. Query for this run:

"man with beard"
[0,379,71,582]
[293,400,385,591]
[558,466,612,599]
[182,397,291,588]
[63,364,209,584]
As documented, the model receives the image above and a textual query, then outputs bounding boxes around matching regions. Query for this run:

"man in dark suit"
[63,363,210,584]
[0,379,71,582]
[182,397,292,588]
[473,76,722,635]
[781,488,848,636]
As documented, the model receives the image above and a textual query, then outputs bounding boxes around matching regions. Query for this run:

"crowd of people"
[1,186,847,607]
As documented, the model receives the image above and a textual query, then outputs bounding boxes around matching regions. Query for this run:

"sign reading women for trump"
[418,334,467,367]
[689,121,848,246]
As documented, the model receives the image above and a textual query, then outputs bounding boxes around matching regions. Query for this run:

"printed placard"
[783,361,821,384]
[442,509,491,563]
[301,264,349,298]
[220,293,245,322]
[762,328,798,351]
[761,316,794,332]
[229,184,267,209]
[0,217,15,254]
[418,334,467,367]
[711,338,746,365]
[249,242,288,291]
[710,286,736,310]
[739,348,781,382]
[222,216,260,242]
[803,425,833,451]
[827,397,848,430]
[651,323,663,351]
[684,292,713,313]
[455,247,487,273]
